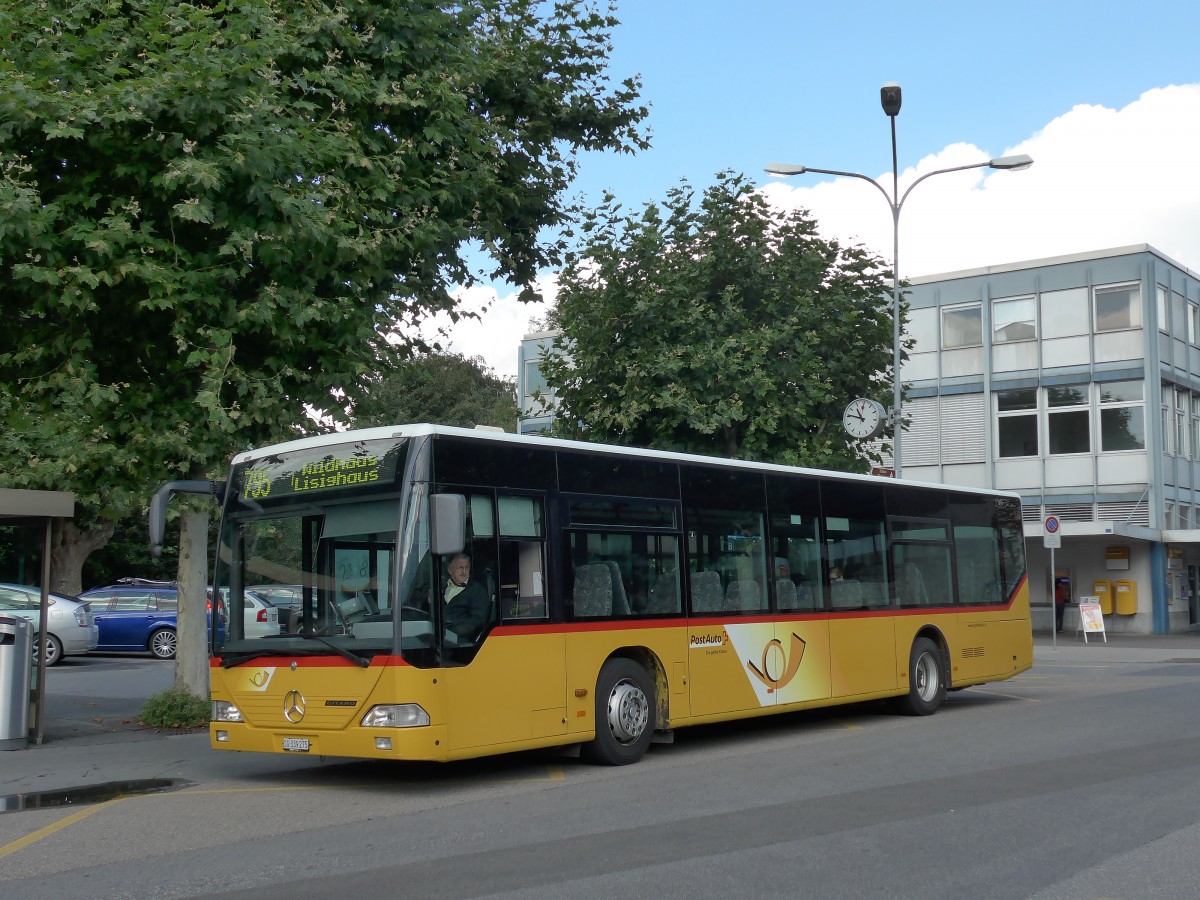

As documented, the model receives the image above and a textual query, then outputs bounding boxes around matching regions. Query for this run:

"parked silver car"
[0,583,99,666]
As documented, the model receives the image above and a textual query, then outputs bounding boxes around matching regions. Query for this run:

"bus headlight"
[212,700,244,723]
[361,704,430,728]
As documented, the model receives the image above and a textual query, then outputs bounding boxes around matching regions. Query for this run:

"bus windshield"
[212,435,440,664]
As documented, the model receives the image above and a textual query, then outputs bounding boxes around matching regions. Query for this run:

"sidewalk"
[1033,629,1200,663]
[2,658,320,808]
[4,632,1200,805]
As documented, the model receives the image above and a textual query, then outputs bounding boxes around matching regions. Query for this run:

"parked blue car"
[79,578,223,660]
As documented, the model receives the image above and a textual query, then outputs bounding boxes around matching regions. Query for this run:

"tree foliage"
[352,351,518,431]
[0,0,648,590]
[541,172,899,471]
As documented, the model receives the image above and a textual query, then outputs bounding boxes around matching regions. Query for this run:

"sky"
[417,0,1200,382]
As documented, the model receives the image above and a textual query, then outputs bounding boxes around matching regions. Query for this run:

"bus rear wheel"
[894,637,945,716]
[582,658,654,765]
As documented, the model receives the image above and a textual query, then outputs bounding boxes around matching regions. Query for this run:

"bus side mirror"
[431,493,466,556]
[149,480,225,557]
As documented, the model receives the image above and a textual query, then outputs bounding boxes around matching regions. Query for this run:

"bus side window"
[563,496,681,619]
[498,495,546,620]
[766,474,823,612]
[682,468,768,615]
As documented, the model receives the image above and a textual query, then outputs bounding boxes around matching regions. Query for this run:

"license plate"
[281,737,310,752]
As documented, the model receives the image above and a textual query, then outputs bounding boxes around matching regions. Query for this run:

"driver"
[442,553,490,640]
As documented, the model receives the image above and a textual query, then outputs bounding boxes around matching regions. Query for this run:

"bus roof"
[231,423,1019,501]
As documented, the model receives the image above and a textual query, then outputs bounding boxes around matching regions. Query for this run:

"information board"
[1077,597,1107,643]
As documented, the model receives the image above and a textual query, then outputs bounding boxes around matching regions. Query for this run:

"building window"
[997,388,1038,458]
[1099,380,1145,452]
[1157,286,1168,332]
[993,296,1036,343]
[1190,302,1200,346]
[942,304,982,349]
[1176,389,1190,459]
[1192,395,1200,460]
[1047,386,1090,455]
[522,358,555,418]
[1162,394,1173,456]
[1172,292,1187,340]
[1042,288,1089,338]
[1094,284,1141,332]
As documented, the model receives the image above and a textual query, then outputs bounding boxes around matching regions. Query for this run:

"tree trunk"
[723,426,740,459]
[49,520,115,596]
[175,508,210,697]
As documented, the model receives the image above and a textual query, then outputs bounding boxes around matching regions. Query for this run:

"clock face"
[843,399,885,440]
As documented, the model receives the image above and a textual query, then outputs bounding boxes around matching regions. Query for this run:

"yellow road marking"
[0,796,129,859]
[0,765,567,857]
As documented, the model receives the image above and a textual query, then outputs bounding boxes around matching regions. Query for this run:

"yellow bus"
[153,424,1031,765]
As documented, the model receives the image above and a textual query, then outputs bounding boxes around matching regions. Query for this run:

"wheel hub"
[606,680,649,744]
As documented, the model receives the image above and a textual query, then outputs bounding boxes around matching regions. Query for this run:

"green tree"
[541,171,898,471]
[0,0,647,691]
[352,351,518,431]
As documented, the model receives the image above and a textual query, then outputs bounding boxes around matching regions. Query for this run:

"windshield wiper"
[219,646,332,668]
[299,632,370,668]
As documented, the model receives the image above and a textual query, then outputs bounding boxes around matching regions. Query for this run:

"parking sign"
[1044,515,1061,549]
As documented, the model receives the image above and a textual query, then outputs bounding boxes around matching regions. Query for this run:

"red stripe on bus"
[210,655,407,668]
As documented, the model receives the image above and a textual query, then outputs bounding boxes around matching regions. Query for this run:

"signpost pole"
[1043,516,1062,650]
[1049,545,1056,650]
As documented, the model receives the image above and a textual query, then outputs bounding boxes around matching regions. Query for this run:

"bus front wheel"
[582,658,654,765]
[894,637,945,716]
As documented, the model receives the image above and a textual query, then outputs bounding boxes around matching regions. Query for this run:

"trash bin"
[0,615,33,750]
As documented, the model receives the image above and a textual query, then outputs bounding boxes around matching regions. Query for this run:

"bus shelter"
[0,488,75,745]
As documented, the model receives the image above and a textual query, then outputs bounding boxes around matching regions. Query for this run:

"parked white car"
[0,583,99,666]
[242,590,281,639]
[211,588,280,640]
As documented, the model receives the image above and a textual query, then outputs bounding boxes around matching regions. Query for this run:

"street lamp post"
[765,83,1032,478]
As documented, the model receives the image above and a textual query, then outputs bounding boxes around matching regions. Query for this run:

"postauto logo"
[724,624,810,703]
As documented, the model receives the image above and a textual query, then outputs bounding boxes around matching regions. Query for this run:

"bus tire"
[582,658,654,765]
[894,637,945,716]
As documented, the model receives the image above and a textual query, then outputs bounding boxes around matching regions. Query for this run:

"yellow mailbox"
[1092,580,1114,615]
[1115,580,1138,615]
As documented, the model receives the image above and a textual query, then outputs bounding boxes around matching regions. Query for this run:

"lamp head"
[988,154,1034,171]
[880,83,902,118]
[764,163,807,177]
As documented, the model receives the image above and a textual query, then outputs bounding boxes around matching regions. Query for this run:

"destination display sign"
[237,438,405,504]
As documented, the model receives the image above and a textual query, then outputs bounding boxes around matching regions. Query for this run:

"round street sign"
[1044,515,1061,549]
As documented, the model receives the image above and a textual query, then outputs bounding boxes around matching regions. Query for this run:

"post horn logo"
[747,633,807,692]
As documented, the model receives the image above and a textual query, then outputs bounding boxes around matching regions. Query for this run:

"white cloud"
[423,85,1200,381]
[761,83,1200,279]
[408,275,557,382]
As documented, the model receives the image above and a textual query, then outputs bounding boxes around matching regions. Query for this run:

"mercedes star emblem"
[282,689,306,723]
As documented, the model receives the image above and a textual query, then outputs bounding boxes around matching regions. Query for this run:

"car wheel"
[34,634,64,667]
[149,628,177,660]
[581,657,654,765]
